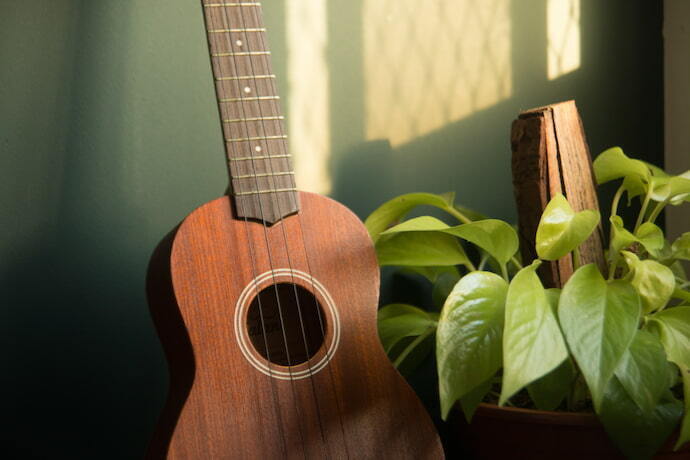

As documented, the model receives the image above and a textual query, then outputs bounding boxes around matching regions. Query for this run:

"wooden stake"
[511,100,607,288]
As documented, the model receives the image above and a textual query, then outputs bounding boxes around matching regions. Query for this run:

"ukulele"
[146,2,444,458]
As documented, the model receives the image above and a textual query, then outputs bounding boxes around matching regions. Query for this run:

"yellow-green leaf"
[500,262,568,405]
[536,194,600,261]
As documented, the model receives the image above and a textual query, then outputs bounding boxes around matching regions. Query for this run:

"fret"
[228,154,291,161]
[234,171,294,179]
[220,96,280,103]
[202,0,297,223]
[215,75,275,81]
[203,3,261,7]
[226,135,287,143]
[224,116,284,123]
[211,51,271,57]
[234,188,297,196]
[207,28,266,34]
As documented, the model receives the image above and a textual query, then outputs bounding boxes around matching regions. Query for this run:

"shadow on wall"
[2,2,165,458]
[328,0,662,223]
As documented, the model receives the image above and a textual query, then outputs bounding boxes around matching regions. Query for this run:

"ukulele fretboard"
[202,1,298,223]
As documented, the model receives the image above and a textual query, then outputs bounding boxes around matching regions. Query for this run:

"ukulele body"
[146,191,444,459]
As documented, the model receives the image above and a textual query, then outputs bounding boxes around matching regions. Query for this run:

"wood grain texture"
[511,100,607,287]
[146,192,444,459]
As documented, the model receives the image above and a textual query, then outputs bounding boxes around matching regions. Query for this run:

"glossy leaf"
[646,306,690,368]
[380,216,449,234]
[614,329,669,414]
[650,174,690,205]
[622,251,675,314]
[437,272,508,419]
[445,219,519,266]
[377,304,438,353]
[599,378,683,460]
[536,194,600,261]
[383,217,519,268]
[375,232,470,267]
[500,262,568,405]
[593,147,650,185]
[646,306,690,450]
[558,265,641,411]
[672,233,690,261]
[365,193,455,242]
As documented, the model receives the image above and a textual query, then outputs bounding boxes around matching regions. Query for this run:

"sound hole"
[246,283,326,366]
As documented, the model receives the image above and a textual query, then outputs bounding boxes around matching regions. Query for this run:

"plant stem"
[510,256,523,271]
[634,187,653,232]
[610,184,625,218]
[393,328,434,368]
[573,246,582,270]
[446,206,473,225]
[608,259,618,281]
[500,263,509,281]
[646,200,668,225]
[478,254,489,271]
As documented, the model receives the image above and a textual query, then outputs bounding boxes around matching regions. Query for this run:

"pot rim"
[473,403,601,427]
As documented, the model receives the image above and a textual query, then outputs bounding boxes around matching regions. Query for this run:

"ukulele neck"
[201,1,298,224]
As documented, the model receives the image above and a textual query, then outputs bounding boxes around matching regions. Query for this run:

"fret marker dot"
[243,86,252,94]
[255,146,262,152]
[235,40,243,47]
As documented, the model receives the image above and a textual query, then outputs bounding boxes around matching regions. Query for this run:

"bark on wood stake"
[511,100,607,288]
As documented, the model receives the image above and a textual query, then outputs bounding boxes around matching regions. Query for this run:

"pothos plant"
[366,147,690,459]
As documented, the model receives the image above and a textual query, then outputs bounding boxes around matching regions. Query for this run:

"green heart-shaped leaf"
[559,264,641,411]
[444,219,519,267]
[672,233,690,261]
[650,174,690,205]
[437,271,508,419]
[375,232,470,267]
[365,193,455,242]
[536,194,601,261]
[383,217,519,268]
[622,251,675,314]
[377,304,438,353]
[599,378,683,460]
[646,306,690,368]
[614,329,669,414]
[380,216,449,234]
[646,306,690,450]
[500,262,568,405]
[593,147,651,185]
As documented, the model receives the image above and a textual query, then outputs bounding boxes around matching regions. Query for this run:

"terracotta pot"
[448,403,689,459]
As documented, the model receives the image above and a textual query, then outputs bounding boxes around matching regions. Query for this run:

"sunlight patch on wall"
[363,0,512,147]
[287,0,331,194]
[547,0,581,80]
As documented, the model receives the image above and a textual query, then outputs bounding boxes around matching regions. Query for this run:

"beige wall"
[665,0,690,239]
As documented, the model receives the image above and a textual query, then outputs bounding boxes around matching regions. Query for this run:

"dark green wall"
[0,1,661,457]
